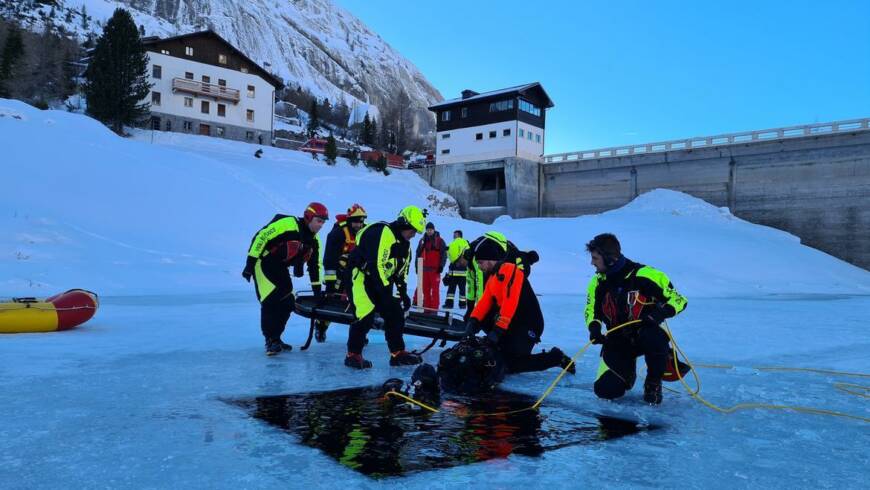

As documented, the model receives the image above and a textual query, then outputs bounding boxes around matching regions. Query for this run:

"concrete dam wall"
[415,129,870,270]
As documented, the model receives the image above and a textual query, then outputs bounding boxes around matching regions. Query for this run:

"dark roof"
[142,30,284,89]
[428,82,554,111]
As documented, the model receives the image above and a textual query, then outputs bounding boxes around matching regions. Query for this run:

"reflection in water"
[227,387,657,478]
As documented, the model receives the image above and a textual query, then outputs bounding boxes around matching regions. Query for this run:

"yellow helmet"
[346,203,367,220]
[397,205,426,233]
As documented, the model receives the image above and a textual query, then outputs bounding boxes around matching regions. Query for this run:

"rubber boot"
[265,338,282,356]
[345,352,373,369]
[389,350,423,366]
[643,378,663,405]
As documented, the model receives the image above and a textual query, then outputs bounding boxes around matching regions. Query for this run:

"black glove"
[644,303,672,325]
[438,266,444,274]
[242,256,256,282]
[464,318,481,338]
[525,250,540,266]
[313,284,323,302]
[401,294,412,312]
[442,275,450,287]
[463,302,475,323]
[485,328,503,346]
[324,280,336,295]
[588,321,607,345]
[293,263,304,278]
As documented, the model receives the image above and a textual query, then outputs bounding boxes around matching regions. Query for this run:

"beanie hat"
[474,238,506,261]
[426,222,435,230]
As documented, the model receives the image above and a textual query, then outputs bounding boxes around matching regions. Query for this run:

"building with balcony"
[142,31,284,144]
[428,83,554,165]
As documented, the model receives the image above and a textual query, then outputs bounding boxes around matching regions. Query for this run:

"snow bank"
[2,99,868,298]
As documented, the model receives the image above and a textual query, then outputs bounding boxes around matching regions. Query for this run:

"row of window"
[519,98,541,116]
[439,98,545,122]
[150,116,261,142]
[519,127,542,143]
[438,127,541,143]
[158,46,249,72]
[151,91,255,122]
[152,66,256,97]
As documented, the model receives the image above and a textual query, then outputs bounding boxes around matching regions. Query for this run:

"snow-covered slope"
[0,0,442,131]
[3,99,869,298]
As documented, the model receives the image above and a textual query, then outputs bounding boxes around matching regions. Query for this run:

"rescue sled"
[293,292,468,350]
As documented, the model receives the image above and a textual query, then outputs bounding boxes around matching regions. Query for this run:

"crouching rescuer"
[584,233,688,405]
[344,206,428,369]
[464,237,574,375]
[242,203,328,356]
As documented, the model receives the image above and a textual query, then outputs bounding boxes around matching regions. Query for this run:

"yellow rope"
[663,322,870,424]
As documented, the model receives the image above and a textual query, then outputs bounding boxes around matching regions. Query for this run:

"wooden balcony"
[172,78,240,103]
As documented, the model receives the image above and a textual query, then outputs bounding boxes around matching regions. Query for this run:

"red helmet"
[346,203,367,220]
[303,202,329,222]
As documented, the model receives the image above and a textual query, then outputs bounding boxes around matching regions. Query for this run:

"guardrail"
[543,117,870,163]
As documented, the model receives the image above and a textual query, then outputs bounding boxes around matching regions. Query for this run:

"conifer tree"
[325,134,338,165]
[0,26,24,98]
[307,99,319,137]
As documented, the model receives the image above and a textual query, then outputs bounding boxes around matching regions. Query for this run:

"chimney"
[461,89,479,99]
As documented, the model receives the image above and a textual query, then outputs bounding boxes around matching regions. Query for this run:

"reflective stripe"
[595,358,610,381]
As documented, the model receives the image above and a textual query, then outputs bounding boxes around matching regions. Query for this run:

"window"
[246,131,254,141]
[218,104,226,117]
[503,129,511,137]
[519,98,541,116]
[152,65,162,79]
[489,99,514,112]
[183,121,193,132]
[202,75,210,84]
[185,46,193,56]
[247,85,255,98]
[218,54,228,65]
[151,91,161,106]
[527,131,533,140]
[165,119,171,132]
[519,128,524,138]
[441,133,450,139]
[201,101,209,114]
[536,133,541,143]
[240,65,249,73]
[440,111,451,122]
[150,117,160,130]
[475,133,483,140]
[184,97,193,108]
[216,127,225,137]
[202,75,211,93]
[489,131,496,139]
[218,79,226,87]
[441,149,450,155]
[246,109,255,122]
[184,72,194,80]
[160,49,169,55]
[460,107,468,118]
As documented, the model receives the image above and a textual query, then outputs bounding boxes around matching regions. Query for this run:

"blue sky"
[336,0,870,154]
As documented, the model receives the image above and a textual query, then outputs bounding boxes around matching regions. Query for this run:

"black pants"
[445,275,467,305]
[498,327,561,374]
[347,280,406,355]
[255,258,295,342]
[594,325,669,400]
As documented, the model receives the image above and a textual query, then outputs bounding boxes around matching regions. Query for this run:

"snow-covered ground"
[2,100,869,488]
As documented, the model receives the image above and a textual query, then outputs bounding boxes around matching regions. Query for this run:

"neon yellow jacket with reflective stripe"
[585,260,687,329]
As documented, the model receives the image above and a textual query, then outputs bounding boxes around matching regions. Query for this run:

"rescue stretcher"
[293,291,469,351]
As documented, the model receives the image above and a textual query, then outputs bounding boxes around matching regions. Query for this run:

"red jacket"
[416,232,447,273]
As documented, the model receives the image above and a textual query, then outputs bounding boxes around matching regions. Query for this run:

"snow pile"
[2,99,869,298]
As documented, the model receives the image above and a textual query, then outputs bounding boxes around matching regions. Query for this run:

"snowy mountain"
[0,0,442,132]
[3,98,869,297]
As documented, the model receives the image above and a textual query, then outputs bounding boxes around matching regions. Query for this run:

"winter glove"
[485,328,503,347]
[525,250,540,266]
[401,293,412,312]
[293,263,304,278]
[464,318,481,338]
[242,256,256,282]
[588,320,607,345]
[313,284,323,302]
[644,303,673,326]
[442,275,450,287]
[438,266,444,274]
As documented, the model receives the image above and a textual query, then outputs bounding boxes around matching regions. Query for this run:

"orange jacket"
[470,262,526,331]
